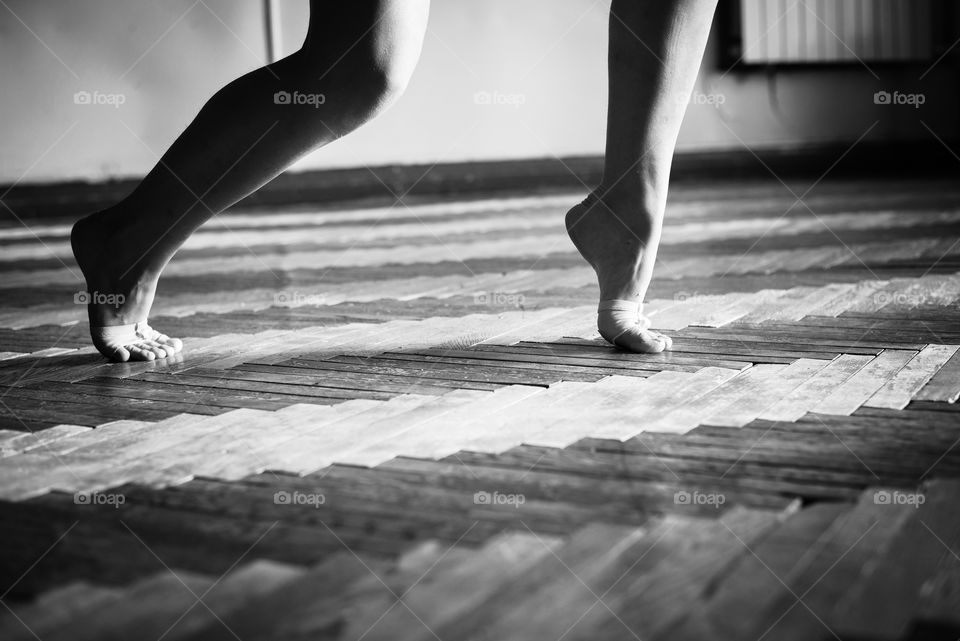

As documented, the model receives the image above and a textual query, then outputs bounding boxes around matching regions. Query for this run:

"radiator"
[739,0,934,64]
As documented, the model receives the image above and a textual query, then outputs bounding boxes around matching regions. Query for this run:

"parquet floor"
[1,177,960,640]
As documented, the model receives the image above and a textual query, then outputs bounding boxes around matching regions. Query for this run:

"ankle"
[587,187,657,245]
[74,211,165,281]
[596,178,662,209]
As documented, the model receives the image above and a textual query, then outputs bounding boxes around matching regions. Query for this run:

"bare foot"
[565,192,672,353]
[71,214,182,362]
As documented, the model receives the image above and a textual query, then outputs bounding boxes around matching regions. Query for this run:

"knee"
[295,34,421,117]
[299,1,426,103]
[351,56,415,110]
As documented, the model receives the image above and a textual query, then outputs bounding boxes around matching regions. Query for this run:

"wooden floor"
[2,177,960,640]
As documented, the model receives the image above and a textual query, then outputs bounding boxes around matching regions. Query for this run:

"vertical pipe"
[262,0,282,63]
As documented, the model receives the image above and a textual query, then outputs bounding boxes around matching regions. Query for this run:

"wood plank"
[138,394,438,488]
[829,480,960,640]
[704,358,830,427]
[759,354,873,422]
[426,522,649,641]
[39,571,215,641]
[642,365,787,434]
[914,530,960,628]
[0,411,256,499]
[0,582,122,641]
[67,376,326,411]
[379,351,655,379]
[660,502,850,641]
[131,371,381,402]
[283,354,568,386]
[670,328,883,354]
[497,341,753,370]
[866,344,960,409]
[518,371,716,447]
[431,375,673,453]
[0,428,28,445]
[740,486,919,641]
[914,348,960,403]
[370,456,793,515]
[448,444,864,502]
[333,532,561,641]
[440,380,618,454]
[0,424,91,457]
[160,560,305,641]
[804,279,891,316]
[587,506,785,641]
[339,384,544,466]
[272,389,491,471]
[172,552,391,641]
[228,362,485,394]
[812,350,917,415]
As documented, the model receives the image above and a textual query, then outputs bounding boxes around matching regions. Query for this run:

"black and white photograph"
[1,0,960,638]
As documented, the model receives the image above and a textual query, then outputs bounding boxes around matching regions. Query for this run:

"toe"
[143,340,170,358]
[128,345,156,361]
[145,342,168,359]
[109,346,131,362]
[654,332,673,350]
[609,327,668,354]
[142,327,182,355]
[162,337,183,353]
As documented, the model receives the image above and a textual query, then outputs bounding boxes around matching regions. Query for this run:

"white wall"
[1,0,955,184]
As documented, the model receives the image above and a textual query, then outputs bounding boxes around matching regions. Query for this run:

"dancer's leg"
[566,0,717,352]
[72,0,429,361]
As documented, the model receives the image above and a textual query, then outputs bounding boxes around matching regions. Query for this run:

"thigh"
[305,0,430,76]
